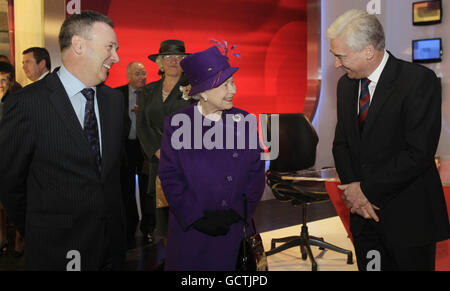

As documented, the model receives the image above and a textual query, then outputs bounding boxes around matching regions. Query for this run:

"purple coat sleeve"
[240,147,266,224]
[158,116,204,230]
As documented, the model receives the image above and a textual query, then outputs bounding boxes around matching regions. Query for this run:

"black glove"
[204,209,241,226]
[192,209,242,236]
[192,216,229,236]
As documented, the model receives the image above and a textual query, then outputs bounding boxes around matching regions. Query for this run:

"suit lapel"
[361,53,399,139]
[97,85,113,180]
[45,72,94,159]
[343,77,360,138]
[124,85,131,123]
[154,80,168,128]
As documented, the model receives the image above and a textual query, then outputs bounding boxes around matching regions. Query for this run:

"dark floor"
[0,199,337,271]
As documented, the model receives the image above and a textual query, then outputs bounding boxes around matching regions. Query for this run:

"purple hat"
[180,46,239,96]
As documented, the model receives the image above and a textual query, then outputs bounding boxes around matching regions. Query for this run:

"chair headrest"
[267,113,318,172]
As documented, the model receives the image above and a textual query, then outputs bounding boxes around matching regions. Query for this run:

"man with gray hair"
[116,61,150,248]
[328,10,449,271]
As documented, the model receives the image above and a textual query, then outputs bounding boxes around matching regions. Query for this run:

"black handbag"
[235,194,268,271]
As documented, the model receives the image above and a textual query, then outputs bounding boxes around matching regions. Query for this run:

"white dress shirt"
[37,70,50,81]
[57,64,102,154]
[357,50,389,114]
[128,85,139,140]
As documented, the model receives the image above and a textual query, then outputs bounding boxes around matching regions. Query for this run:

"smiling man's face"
[330,35,369,79]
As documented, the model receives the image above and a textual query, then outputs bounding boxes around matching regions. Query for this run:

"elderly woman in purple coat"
[158,46,266,271]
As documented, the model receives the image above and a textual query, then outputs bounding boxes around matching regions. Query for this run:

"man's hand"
[338,182,380,222]
[352,202,380,222]
[131,104,139,113]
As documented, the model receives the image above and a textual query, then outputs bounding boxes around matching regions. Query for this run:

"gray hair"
[326,9,385,51]
[155,56,164,72]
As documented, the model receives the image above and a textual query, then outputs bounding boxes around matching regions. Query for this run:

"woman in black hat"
[136,40,194,250]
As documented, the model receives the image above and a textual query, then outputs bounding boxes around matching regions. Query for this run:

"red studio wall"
[102,0,307,116]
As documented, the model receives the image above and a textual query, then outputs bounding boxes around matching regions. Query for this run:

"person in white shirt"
[116,61,150,248]
[328,9,449,271]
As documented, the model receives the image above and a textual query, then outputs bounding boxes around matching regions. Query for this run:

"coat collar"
[360,51,399,139]
[45,70,91,154]
[96,84,114,180]
[343,76,360,138]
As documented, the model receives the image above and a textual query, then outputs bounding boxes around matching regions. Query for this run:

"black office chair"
[264,113,353,271]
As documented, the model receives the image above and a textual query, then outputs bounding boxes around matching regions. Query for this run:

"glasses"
[162,55,185,62]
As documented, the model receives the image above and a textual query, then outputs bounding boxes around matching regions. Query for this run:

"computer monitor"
[412,38,442,63]
[413,0,442,25]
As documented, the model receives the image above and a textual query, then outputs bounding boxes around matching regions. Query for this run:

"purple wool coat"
[158,103,266,271]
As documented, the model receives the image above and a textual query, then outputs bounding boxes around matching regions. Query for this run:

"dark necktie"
[81,88,102,173]
[358,78,371,127]
[135,88,142,105]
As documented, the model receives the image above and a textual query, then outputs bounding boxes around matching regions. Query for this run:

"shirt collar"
[37,70,50,81]
[128,85,139,95]
[57,64,96,98]
[367,50,389,84]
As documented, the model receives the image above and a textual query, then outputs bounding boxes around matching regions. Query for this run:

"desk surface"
[281,168,340,182]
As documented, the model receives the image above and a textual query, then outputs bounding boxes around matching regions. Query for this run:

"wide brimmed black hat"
[148,39,190,62]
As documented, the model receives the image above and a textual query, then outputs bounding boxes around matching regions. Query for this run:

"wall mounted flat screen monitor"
[413,1,442,25]
[412,38,442,63]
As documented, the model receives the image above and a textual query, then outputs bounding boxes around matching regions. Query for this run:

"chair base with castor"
[265,203,353,271]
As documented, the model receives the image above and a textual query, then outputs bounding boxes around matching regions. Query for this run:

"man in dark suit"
[328,10,450,271]
[0,11,126,270]
[116,61,150,248]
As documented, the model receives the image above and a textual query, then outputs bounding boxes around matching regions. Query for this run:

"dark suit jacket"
[333,52,450,248]
[0,70,126,270]
[116,84,146,173]
[136,76,193,162]
[0,100,3,121]
[116,84,132,141]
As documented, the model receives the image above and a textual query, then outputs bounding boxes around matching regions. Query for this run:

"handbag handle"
[240,193,258,270]
[241,193,249,269]
[242,193,258,234]
[242,193,248,239]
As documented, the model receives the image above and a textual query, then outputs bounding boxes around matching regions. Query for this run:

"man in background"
[22,47,51,82]
[116,61,151,248]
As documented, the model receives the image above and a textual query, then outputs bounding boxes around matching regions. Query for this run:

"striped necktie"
[358,78,371,127]
[81,88,102,173]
